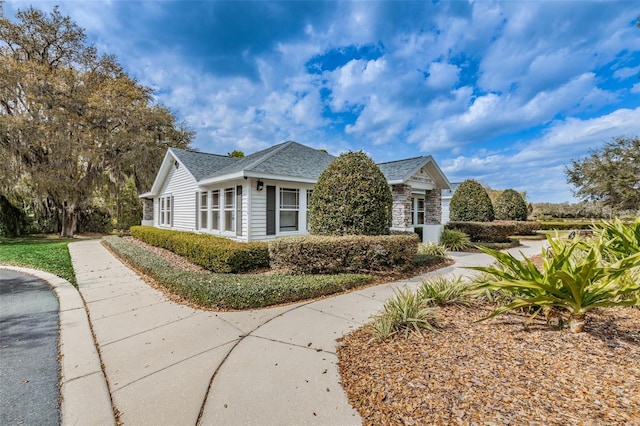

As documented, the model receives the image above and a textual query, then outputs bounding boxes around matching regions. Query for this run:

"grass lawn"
[0,236,76,285]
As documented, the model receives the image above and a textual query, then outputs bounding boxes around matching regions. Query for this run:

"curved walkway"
[62,238,545,425]
[1,238,546,425]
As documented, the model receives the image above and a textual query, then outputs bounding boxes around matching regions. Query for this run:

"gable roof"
[141,141,450,198]
[171,148,238,181]
[378,156,451,189]
[199,141,335,184]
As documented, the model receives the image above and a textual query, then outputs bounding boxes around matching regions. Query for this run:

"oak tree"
[565,137,640,212]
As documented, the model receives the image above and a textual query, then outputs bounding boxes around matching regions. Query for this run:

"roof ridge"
[171,147,236,160]
[241,140,295,171]
[377,155,428,165]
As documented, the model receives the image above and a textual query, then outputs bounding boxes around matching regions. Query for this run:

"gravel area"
[337,305,640,425]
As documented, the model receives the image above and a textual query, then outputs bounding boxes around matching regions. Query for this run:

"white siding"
[248,179,314,242]
[250,178,267,240]
[441,197,451,224]
[158,163,199,231]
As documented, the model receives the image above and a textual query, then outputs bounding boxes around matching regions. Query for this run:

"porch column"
[424,189,441,224]
[142,198,154,226]
[391,184,412,232]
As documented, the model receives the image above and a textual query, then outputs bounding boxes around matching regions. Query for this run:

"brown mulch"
[337,305,640,425]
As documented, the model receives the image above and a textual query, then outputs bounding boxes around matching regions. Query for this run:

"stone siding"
[391,184,412,231]
[425,189,441,224]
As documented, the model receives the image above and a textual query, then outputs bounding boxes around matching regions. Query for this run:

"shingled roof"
[171,148,238,181]
[143,141,449,198]
[199,141,335,182]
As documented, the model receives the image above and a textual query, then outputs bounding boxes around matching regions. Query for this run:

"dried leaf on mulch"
[337,305,640,426]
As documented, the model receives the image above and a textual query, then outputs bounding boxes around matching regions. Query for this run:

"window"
[410,197,415,225]
[199,192,208,229]
[236,186,243,236]
[211,190,220,230]
[417,198,425,225]
[160,195,172,226]
[224,188,235,232]
[306,190,313,231]
[280,188,299,232]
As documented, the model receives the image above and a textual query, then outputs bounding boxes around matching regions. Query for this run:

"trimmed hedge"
[130,226,269,273]
[450,179,495,222]
[308,151,393,236]
[103,236,373,310]
[445,221,541,243]
[538,221,602,231]
[269,234,419,274]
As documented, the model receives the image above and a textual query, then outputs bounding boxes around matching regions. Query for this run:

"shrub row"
[130,226,269,273]
[269,234,419,274]
[538,221,603,230]
[445,221,541,243]
[103,236,373,309]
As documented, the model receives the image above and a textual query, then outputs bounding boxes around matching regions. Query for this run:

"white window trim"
[210,189,221,232]
[199,191,209,230]
[223,187,236,234]
[159,195,173,227]
[279,188,300,233]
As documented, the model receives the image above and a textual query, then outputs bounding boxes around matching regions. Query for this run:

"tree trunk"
[569,314,585,333]
[60,204,77,238]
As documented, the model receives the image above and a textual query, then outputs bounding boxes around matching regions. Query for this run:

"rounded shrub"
[495,189,528,221]
[449,179,495,222]
[308,151,392,236]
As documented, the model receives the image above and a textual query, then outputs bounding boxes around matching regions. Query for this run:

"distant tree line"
[0,5,193,237]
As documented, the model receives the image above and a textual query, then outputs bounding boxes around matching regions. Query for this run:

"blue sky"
[5,1,640,203]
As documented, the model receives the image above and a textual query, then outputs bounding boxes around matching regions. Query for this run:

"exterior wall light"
[256,180,264,191]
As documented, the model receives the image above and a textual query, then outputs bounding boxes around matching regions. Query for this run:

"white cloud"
[425,62,461,90]
[613,65,640,80]
[441,107,640,202]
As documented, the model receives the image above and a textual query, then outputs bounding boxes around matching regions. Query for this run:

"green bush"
[269,234,418,274]
[440,229,471,251]
[538,221,600,230]
[103,236,373,309]
[449,179,495,222]
[0,195,28,237]
[445,221,535,243]
[308,151,392,236]
[130,226,269,273]
[77,206,113,233]
[495,189,528,221]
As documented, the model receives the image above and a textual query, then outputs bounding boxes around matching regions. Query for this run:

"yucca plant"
[417,242,448,257]
[440,229,471,251]
[468,235,640,332]
[371,287,437,340]
[593,217,640,262]
[418,275,471,306]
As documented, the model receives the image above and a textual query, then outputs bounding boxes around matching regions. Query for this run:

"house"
[140,141,451,243]
[441,182,460,224]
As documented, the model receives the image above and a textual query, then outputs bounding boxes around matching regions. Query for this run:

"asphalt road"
[0,269,61,426]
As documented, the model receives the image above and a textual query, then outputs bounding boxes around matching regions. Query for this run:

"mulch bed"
[337,305,640,425]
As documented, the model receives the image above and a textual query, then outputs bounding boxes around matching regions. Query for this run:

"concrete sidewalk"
[66,238,545,425]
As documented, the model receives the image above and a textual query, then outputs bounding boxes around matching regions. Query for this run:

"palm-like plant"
[469,235,640,332]
[371,287,437,340]
[594,217,640,261]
